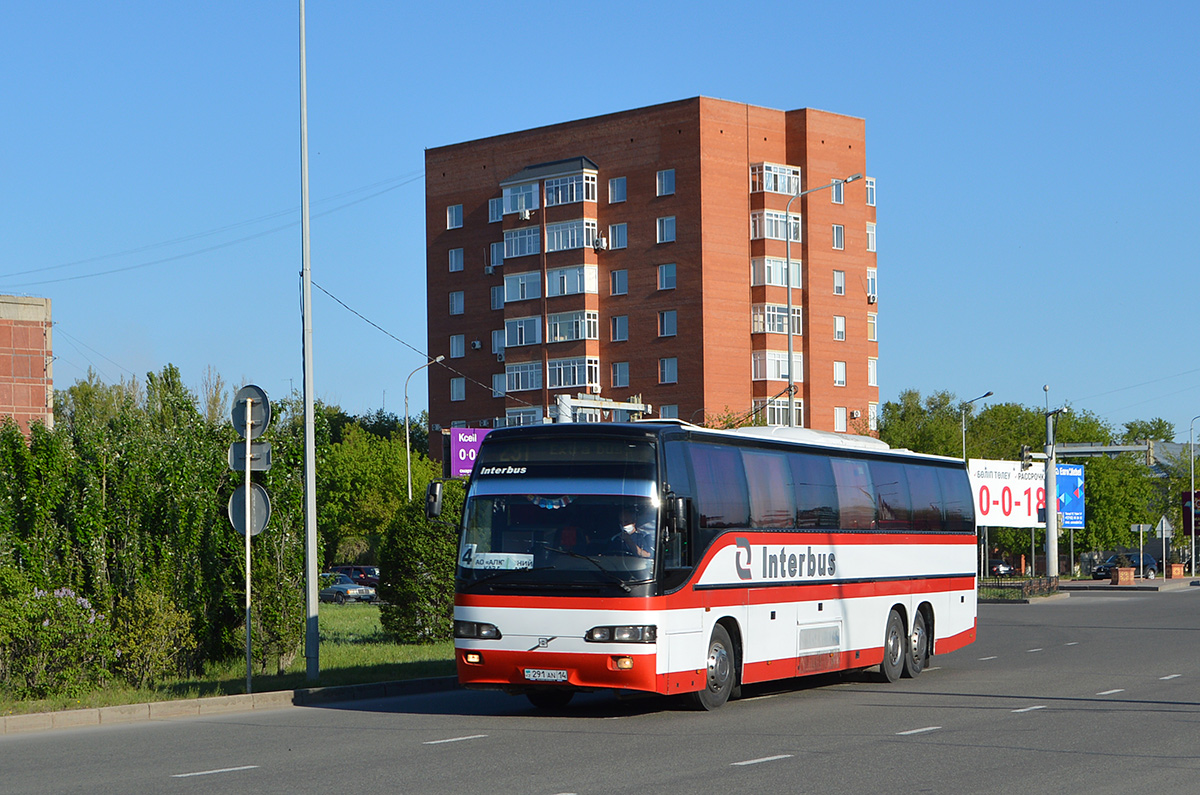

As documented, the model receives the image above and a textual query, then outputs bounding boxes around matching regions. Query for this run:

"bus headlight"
[585,625,657,643]
[455,620,502,639]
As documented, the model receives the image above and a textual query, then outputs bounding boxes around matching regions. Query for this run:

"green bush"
[112,589,196,688]
[0,585,113,699]
[379,498,460,643]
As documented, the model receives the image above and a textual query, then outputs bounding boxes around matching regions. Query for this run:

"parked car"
[319,572,376,604]
[1092,554,1158,580]
[329,565,379,587]
[988,559,1015,576]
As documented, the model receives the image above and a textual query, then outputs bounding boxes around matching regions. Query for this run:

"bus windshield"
[457,437,658,590]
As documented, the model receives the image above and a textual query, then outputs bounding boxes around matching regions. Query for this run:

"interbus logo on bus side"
[734,537,837,582]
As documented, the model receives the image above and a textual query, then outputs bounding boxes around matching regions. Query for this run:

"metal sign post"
[230,385,272,694]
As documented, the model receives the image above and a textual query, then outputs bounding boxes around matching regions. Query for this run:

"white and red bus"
[437,421,977,710]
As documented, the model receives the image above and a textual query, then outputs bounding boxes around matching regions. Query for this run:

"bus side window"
[906,465,944,531]
[938,468,974,532]
[870,460,912,531]
[831,458,876,530]
[742,450,795,528]
[688,443,750,549]
[791,453,839,529]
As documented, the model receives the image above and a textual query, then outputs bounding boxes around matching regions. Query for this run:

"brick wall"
[0,296,53,435]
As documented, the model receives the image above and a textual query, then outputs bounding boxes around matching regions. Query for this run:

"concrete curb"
[1,676,459,736]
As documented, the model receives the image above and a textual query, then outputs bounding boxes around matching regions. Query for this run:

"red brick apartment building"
[425,97,878,435]
[0,295,53,434]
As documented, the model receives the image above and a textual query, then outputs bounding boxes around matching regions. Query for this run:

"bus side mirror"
[425,481,443,518]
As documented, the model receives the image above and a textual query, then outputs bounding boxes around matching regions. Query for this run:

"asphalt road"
[5,588,1200,794]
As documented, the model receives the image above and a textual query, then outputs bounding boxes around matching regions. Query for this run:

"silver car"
[318,572,376,604]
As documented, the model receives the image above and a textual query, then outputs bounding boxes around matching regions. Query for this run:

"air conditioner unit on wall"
[471,340,482,350]
[485,265,494,275]
[589,385,601,394]
[867,293,877,304]
[496,352,505,362]
[850,410,861,419]
[592,236,607,252]
[518,209,532,221]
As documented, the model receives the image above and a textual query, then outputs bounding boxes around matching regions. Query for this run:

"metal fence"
[978,576,1059,601]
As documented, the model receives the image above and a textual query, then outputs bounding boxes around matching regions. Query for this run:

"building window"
[658,263,676,290]
[831,180,844,204]
[610,269,628,296]
[504,227,540,259]
[867,268,878,299]
[505,316,541,347]
[608,223,627,250]
[546,265,598,297]
[752,304,801,334]
[612,361,629,388]
[504,271,540,302]
[832,224,844,250]
[449,291,464,315]
[490,285,504,310]
[866,222,876,253]
[450,334,465,359]
[505,361,542,392]
[609,176,626,204]
[502,183,538,215]
[610,315,628,342]
[447,204,463,230]
[548,310,598,343]
[834,361,847,387]
[658,310,677,337]
[865,177,876,207]
[660,404,678,419]
[868,357,878,387]
[751,211,801,242]
[545,173,596,206]
[750,163,801,195]
[752,350,802,381]
[449,248,464,272]
[547,357,600,389]
[489,198,502,223]
[751,257,802,288]
[833,270,845,295]
[867,312,878,342]
[657,169,675,196]
[505,407,542,426]
[659,357,678,384]
[753,397,802,427]
[868,402,879,431]
[546,219,598,252]
[450,377,465,402]
[491,329,505,354]
[491,373,506,398]
[834,406,847,432]
[489,241,504,269]
[834,316,846,341]
[657,216,676,243]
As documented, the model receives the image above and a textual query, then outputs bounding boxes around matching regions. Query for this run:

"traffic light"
[1020,444,1033,470]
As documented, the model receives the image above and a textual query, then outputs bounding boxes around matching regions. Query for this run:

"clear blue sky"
[4,2,1198,440]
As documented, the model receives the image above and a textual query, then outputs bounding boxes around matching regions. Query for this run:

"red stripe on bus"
[457,648,658,693]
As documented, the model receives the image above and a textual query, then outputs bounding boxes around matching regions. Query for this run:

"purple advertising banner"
[449,428,491,478]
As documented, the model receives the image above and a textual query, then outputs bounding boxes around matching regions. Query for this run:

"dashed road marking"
[896,726,941,735]
[732,754,793,766]
[1012,705,1046,713]
[424,734,488,745]
[171,766,259,779]
[1161,674,1181,680]
[1096,689,1124,696]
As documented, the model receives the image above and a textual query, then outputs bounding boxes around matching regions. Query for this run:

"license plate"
[524,668,568,682]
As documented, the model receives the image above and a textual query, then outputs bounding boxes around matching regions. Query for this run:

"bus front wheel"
[689,624,736,710]
[880,609,905,683]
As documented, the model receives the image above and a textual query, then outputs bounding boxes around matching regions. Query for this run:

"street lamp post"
[1191,415,1200,574]
[405,355,445,501]
[784,173,863,426]
[960,391,993,460]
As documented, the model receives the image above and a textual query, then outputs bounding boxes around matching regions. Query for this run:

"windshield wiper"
[542,545,632,593]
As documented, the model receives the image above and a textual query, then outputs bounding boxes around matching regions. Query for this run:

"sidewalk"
[0,675,460,736]
[1059,576,1200,593]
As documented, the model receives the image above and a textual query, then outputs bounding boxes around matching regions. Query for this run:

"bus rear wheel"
[526,689,574,710]
[903,610,929,678]
[689,624,736,710]
[880,609,905,683]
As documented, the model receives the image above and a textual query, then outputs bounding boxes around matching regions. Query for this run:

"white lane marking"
[1161,674,1181,680]
[925,666,941,672]
[424,734,488,745]
[1027,648,1043,653]
[1012,705,1046,713]
[732,754,793,766]
[171,766,259,778]
[1065,642,1079,646]
[896,726,941,736]
[1096,689,1124,696]
[979,656,998,661]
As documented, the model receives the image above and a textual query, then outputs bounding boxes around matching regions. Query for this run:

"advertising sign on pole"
[968,460,1085,529]
[449,428,491,478]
